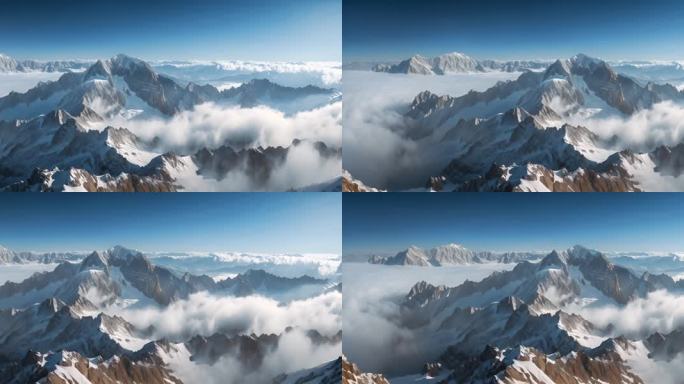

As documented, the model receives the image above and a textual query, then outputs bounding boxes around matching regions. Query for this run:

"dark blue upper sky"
[0,194,341,254]
[344,0,684,62]
[343,194,684,255]
[0,0,341,61]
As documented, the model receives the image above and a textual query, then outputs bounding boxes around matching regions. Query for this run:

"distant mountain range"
[0,53,91,73]
[367,243,543,266]
[0,245,336,383]
[0,245,86,264]
[377,245,684,382]
[371,52,550,74]
[348,51,684,84]
[0,54,341,192]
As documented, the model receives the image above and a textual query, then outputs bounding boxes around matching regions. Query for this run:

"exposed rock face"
[342,170,383,192]
[186,333,279,367]
[342,356,390,384]
[442,343,644,384]
[193,139,340,189]
[5,349,182,384]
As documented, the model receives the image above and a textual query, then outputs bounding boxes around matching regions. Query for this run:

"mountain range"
[394,54,684,191]
[385,245,684,383]
[365,51,684,84]
[0,245,337,383]
[0,54,340,192]
[0,245,85,264]
[371,52,550,75]
[367,243,543,266]
[0,53,91,73]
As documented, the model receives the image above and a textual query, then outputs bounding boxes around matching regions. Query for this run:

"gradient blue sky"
[0,0,341,61]
[343,194,684,255]
[344,0,684,62]
[0,194,341,254]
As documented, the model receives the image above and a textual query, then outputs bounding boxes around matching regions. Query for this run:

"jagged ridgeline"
[344,53,684,192]
[356,245,684,383]
[0,245,341,383]
[0,54,341,192]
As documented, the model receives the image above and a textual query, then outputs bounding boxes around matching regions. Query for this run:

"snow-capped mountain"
[0,54,341,192]
[0,53,91,73]
[0,244,85,264]
[399,54,684,191]
[388,245,684,383]
[0,245,339,383]
[152,59,341,88]
[368,243,543,266]
[372,52,550,75]
[0,245,329,309]
[611,60,684,85]
[0,54,334,122]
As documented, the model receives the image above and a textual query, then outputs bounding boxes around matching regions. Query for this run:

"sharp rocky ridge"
[0,54,341,192]
[394,53,684,192]
[392,245,684,383]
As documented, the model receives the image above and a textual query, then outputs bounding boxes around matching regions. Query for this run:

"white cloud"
[113,290,341,341]
[342,263,513,376]
[568,101,684,152]
[343,71,518,190]
[103,101,341,153]
[574,289,684,339]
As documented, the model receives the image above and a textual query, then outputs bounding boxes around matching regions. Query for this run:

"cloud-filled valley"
[0,53,342,192]
[343,53,684,192]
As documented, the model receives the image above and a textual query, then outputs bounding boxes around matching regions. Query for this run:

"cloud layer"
[343,71,519,190]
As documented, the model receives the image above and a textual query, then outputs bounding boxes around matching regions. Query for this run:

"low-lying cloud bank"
[115,290,341,341]
[574,289,684,339]
[121,290,341,383]
[343,71,519,190]
[106,101,341,154]
[168,329,340,384]
[342,263,512,376]
[95,101,341,191]
[567,100,684,152]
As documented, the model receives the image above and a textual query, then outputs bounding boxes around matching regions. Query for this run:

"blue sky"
[344,0,684,62]
[0,0,341,61]
[343,194,684,255]
[0,194,341,254]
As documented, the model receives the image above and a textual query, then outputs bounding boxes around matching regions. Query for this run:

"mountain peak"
[83,60,112,81]
[107,245,142,261]
[570,53,605,70]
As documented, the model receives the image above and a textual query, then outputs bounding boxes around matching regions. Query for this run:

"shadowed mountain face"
[366,245,684,383]
[0,54,341,192]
